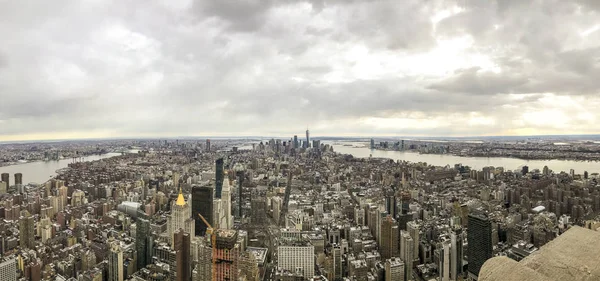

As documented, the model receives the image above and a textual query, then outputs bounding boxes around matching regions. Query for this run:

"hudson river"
[0,153,120,185]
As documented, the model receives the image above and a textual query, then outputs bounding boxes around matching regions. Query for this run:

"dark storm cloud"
[0,0,599,139]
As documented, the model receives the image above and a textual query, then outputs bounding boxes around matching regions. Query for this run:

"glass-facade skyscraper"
[192,185,214,236]
[215,158,224,198]
[467,213,492,279]
[305,129,310,148]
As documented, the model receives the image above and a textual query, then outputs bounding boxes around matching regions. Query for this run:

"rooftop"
[247,247,268,265]
[480,226,600,281]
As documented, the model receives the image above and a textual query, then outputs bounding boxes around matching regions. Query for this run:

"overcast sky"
[0,0,599,141]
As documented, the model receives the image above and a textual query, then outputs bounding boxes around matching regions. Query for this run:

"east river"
[330,143,600,174]
[0,153,120,185]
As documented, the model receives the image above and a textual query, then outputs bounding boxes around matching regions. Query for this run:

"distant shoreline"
[0,152,114,168]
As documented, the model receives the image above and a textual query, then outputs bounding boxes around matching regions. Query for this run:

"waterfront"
[0,153,120,184]
[330,143,600,174]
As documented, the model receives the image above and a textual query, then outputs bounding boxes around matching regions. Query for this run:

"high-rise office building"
[278,235,314,279]
[236,170,244,218]
[174,229,191,281]
[370,138,375,149]
[220,174,233,229]
[293,135,298,149]
[14,173,22,186]
[192,185,213,237]
[385,194,397,218]
[467,213,492,280]
[333,245,342,281]
[215,158,224,198]
[407,221,420,260]
[439,241,451,281]
[136,217,152,270]
[215,230,240,281]
[305,129,310,148]
[381,215,400,259]
[1,173,9,188]
[312,140,321,150]
[451,228,464,281]
[400,231,413,281]
[168,188,195,246]
[193,238,212,281]
[19,210,34,249]
[108,242,124,281]
[251,197,267,225]
[0,256,17,281]
[385,258,404,281]
[206,139,211,151]
[0,181,7,194]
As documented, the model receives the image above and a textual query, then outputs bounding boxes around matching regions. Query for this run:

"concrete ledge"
[480,226,600,281]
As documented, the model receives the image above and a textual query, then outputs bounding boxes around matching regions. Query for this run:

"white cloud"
[0,0,599,140]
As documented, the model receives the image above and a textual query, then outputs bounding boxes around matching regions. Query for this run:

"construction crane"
[198,214,217,281]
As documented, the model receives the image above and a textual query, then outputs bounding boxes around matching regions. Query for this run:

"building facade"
[192,185,213,237]
[467,213,492,280]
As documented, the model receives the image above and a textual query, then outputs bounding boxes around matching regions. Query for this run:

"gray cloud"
[0,0,599,140]
[428,67,529,95]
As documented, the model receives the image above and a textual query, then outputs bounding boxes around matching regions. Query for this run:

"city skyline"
[1,1,600,141]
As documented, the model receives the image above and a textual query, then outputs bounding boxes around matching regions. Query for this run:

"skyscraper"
[293,135,298,149]
[174,229,191,281]
[192,185,213,237]
[451,228,464,281]
[215,158,224,198]
[136,217,152,270]
[14,173,22,186]
[0,181,7,194]
[467,213,492,280]
[219,173,233,229]
[407,221,420,260]
[400,231,414,281]
[206,139,211,151]
[193,238,212,281]
[236,169,244,219]
[168,188,195,246]
[381,215,399,259]
[1,173,9,188]
[19,210,34,249]
[439,241,451,281]
[108,242,124,281]
[385,193,397,218]
[305,129,310,148]
[215,230,240,281]
[333,245,342,281]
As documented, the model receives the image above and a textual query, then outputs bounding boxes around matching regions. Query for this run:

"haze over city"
[1,0,600,141]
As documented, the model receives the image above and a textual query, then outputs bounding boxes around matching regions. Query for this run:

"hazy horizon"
[1,1,599,141]
[2,133,600,144]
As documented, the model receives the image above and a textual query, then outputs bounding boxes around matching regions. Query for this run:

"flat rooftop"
[247,247,268,265]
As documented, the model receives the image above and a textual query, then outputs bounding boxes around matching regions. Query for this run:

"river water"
[0,153,120,185]
[6,142,596,186]
[330,143,600,174]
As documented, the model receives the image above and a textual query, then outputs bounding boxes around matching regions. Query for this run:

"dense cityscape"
[2,0,600,280]
[0,132,599,281]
